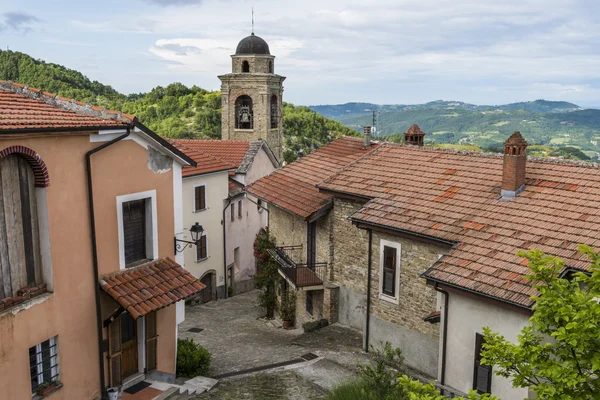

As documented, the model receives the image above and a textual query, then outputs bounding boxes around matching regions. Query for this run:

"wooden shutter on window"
[382,246,397,296]
[231,203,235,221]
[146,311,157,372]
[195,186,206,211]
[238,200,242,218]
[108,318,123,387]
[123,199,146,265]
[196,235,207,260]
[473,333,492,393]
[307,222,317,266]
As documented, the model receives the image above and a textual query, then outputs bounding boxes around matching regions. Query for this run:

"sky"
[1,0,600,107]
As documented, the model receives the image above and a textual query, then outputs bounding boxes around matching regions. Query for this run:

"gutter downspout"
[435,284,450,385]
[86,131,131,400]
[223,198,232,299]
[364,229,373,352]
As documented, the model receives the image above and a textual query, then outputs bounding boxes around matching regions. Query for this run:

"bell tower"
[219,33,286,161]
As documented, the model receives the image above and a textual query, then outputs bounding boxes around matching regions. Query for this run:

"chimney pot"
[404,124,425,146]
[363,126,372,147]
[501,131,528,200]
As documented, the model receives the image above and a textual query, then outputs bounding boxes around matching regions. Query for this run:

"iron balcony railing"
[268,245,326,288]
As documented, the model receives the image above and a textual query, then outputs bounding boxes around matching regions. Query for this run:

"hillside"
[0,50,357,163]
[310,100,582,119]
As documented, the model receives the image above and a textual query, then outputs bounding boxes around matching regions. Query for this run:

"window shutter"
[195,186,206,211]
[108,318,123,387]
[123,199,147,265]
[382,246,397,296]
[238,200,242,218]
[473,333,492,394]
[231,203,235,221]
[145,311,157,372]
[200,235,207,259]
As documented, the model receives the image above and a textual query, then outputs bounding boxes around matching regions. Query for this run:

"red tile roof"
[172,139,251,167]
[0,81,133,131]
[247,137,379,219]
[319,143,600,308]
[99,258,205,319]
[169,139,236,177]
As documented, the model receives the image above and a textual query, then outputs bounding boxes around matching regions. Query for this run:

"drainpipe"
[86,131,131,400]
[222,197,232,299]
[435,284,450,385]
[364,229,372,352]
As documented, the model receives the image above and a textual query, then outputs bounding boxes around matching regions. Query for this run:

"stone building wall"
[332,198,448,377]
[231,55,274,74]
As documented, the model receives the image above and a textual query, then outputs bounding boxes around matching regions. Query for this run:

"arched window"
[242,61,250,73]
[0,150,48,300]
[235,95,253,129]
[270,95,278,129]
[268,61,273,74]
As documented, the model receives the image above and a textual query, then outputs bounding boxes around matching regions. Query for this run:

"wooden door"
[201,273,213,303]
[120,312,138,379]
[108,318,123,387]
[145,311,157,372]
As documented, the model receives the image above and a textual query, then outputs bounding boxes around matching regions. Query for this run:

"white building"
[171,139,278,300]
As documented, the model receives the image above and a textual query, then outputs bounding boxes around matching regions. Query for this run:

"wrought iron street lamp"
[174,222,204,253]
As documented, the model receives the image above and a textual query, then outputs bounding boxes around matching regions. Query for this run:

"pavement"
[179,290,370,398]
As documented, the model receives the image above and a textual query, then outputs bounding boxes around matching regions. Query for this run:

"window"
[238,200,242,219]
[306,292,313,315]
[196,234,207,261]
[268,60,273,73]
[270,95,278,128]
[117,190,157,269]
[29,336,59,394]
[307,221,316,266]
[194,185,206,211]
[235,95,253,129]
[242,60,250,73]
[473,333,492,394]
[257,199,264,213]
[231,202,235,221]
[379,240,401,303]
[0,153,45,300]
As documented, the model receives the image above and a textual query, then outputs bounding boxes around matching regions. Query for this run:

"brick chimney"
[363,126,372,147]
[501,131,528,200]
[405,124,425,146]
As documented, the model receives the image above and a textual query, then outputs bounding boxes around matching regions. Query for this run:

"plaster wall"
[181,171,228,284]
[445,291,531,399]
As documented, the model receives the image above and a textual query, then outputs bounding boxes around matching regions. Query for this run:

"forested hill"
[0,50,357,162]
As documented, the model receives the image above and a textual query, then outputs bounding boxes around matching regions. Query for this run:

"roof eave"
[0,124,133,135]
[350,218,457,246]
[133,120,196,167]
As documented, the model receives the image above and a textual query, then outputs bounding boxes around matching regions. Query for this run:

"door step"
[121,372,145,392]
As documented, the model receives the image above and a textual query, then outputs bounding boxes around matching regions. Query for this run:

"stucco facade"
[181,170,229,296]
[443,290,532,399]
[0,130,188,399]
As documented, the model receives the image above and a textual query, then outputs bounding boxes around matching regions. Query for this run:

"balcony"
[268,245,326,290]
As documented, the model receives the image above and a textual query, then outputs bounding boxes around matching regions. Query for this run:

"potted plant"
[279,291,296,329]
[37,380,59,396]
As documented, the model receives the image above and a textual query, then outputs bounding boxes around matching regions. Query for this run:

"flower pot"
[38,384,56,396]
[283,320,293,329]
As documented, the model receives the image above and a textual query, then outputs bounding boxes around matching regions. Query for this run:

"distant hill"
[0,50,357,162]
[310,100,582,119]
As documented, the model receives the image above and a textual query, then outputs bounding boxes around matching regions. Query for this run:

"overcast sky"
[1,0,599,107]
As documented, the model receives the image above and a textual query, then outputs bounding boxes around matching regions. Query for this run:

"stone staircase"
[155,376,219,399]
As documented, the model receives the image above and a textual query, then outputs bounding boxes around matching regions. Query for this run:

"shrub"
[279,291,296,323]
[176,338,211,378]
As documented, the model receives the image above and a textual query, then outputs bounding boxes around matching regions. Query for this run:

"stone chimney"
[405,124,425,146]
[363,126,372,147]
[501,131,528,200]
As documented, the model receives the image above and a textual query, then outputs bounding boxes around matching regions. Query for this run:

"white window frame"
[193,183,208,212]
[195,232,208,263]
[31,336,59,392]
[379,239,401,304]
[117,190,158,269]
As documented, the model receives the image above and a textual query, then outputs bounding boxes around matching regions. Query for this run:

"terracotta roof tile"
[168,139,237,177]
[0,81,133,131]
[318,143,600,308]
[247,137,380,219]
[99,258,205,319]
[172,139,251,167]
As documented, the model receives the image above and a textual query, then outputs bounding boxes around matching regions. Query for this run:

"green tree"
[482,246,600,399]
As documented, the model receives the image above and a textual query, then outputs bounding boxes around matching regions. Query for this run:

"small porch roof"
[100,257,205,319]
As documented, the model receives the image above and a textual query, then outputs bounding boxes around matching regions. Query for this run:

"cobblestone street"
[179,290,369,399]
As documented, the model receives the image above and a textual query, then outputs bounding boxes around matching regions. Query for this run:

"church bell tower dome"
[235,33,271,55]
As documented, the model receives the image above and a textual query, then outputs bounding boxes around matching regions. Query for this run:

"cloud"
[153,42,202,56]
[142,0,203,5]
[0,12,40,34]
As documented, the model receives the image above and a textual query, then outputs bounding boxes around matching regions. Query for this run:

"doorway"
[121,312,138,379]
[201,273,213,303]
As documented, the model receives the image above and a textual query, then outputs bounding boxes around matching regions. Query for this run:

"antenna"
[252,7,255,34]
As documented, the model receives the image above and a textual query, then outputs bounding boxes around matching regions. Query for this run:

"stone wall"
[332,198,448,377]
[231,55,275,74]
